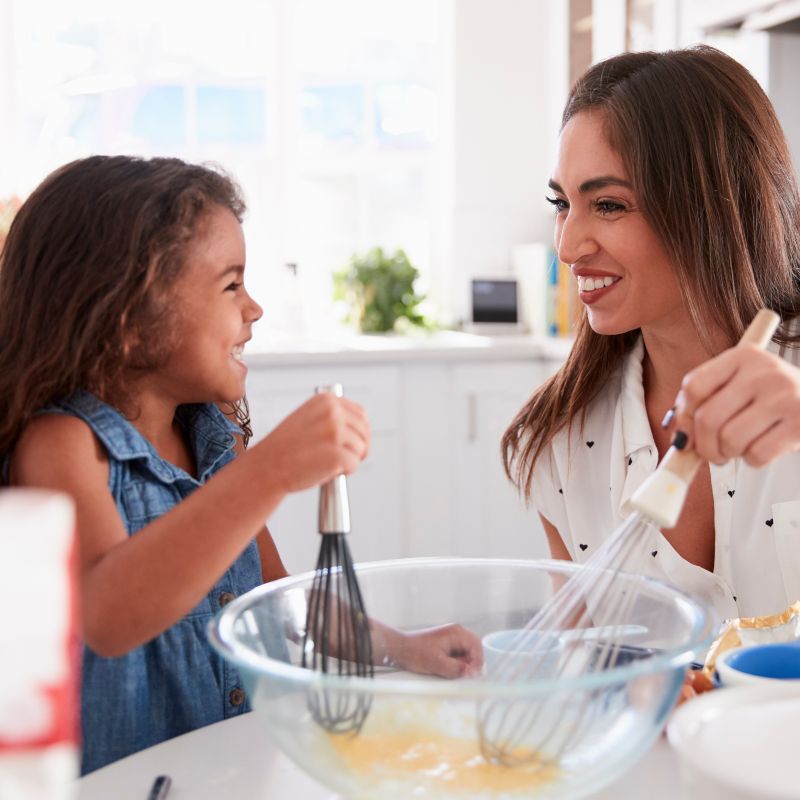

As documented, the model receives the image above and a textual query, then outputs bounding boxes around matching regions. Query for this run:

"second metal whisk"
[301,384,374,734]
[478,309,780,770]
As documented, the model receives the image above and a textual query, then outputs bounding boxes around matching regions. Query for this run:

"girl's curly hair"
[0,155,253,456]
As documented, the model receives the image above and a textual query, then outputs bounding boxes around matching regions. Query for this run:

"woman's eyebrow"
[548,176,632,193]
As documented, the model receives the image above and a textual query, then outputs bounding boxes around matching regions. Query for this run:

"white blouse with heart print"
[530,332,800,625]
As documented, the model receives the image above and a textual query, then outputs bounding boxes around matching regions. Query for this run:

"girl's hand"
[386,624,485,679]
[259,393,371,493]
[672,344,800,466]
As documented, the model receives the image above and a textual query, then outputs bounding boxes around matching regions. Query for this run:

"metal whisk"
[302,384,374,734]
[478,309,780,769]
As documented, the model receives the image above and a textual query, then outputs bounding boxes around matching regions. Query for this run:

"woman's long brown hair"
[0,155,254,457]
[503,45,800,499]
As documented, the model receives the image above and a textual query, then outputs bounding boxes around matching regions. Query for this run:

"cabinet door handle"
[467,393,477,443]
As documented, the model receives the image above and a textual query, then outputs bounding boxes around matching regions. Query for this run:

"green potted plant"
[334,246,432,333]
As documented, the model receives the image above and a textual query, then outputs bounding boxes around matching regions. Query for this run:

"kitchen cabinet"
[449,362,560,560]
[246,363,406,572]
[244,334,567,574]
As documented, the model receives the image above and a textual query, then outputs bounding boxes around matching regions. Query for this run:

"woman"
[503,46,800,630]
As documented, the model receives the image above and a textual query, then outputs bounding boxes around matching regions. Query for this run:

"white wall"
[768,33,800,175]
[592,0,627,61]
[0,3,16,193]
[440,0,568,326]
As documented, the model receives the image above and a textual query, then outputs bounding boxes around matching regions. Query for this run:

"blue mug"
[717,641,800,687]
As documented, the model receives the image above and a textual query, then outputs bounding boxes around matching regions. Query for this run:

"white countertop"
[75,712,686,800]
[244,329,573,367]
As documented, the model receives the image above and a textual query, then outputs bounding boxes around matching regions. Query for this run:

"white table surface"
[75,711,686,800]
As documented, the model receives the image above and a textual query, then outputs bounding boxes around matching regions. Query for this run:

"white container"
[668,684,800,799]
[0,489,78,799]
[511,242,551,335]
[481,628,562,674]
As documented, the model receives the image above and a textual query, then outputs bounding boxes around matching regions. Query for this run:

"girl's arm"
[224,430,289,585]
[11,393,368,657]
[257,527,289,583]
[370,619,484,679]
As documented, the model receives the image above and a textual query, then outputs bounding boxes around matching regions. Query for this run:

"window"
[1,0,441,340]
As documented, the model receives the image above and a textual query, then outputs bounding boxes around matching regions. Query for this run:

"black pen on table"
[148,775,172,800]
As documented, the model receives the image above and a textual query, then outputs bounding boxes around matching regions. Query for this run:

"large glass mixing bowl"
[208,558,714,799]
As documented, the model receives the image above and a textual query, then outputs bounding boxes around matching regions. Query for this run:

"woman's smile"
[575,273,621,304]
[550,110,685,336]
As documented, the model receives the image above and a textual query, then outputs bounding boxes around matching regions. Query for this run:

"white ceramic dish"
[667,684,800,799]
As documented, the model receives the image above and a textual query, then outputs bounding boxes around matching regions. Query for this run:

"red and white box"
[0,489,79,799]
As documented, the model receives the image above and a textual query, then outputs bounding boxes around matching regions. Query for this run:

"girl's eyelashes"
[225,281,243,292]
[545,195,568,212]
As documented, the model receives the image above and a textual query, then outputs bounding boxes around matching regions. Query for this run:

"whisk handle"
[658,310,780,480]
[660,309,780,474]
[315,384,352,535]
[741,308,781,349]
[631,309,780,527]
[657,446,701,482]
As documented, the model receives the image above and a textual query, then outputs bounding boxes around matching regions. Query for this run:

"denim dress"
[46,392,264,774]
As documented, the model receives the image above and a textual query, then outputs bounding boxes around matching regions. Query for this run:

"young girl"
[0,156,482,773]
[503,46,800,695]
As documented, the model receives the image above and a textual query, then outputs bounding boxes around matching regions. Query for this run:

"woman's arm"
[541,513,572,560]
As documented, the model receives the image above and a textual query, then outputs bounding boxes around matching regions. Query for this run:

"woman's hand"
[675,668,715,708]
[380,623,485,679]
[671,344,800,466]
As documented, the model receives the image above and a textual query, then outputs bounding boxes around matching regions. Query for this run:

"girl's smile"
[231,342,249,371]
[155,206,263,406]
